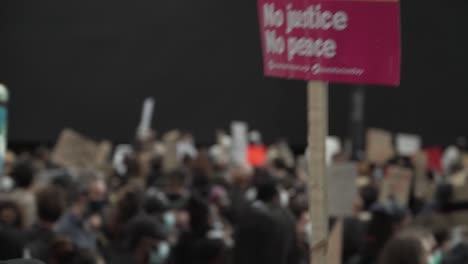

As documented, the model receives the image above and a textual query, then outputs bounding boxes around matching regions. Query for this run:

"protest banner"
[366,128,394,165]
[231,121,248,166]
[162,130,181,173]
[327,162,357,217]
[379,165,412,206]
[425,147,442,173]
[412,151,434,201]
[396,133,422,156]
[257,0,400,85]
[256,0,400,262]
[52,129,103,170]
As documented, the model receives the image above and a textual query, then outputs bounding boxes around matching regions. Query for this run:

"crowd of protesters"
[0,128,468,264]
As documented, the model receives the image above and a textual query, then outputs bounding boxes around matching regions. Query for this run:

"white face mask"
[279,189,289,207]
[150,241,170,264]
[163,212,176,230]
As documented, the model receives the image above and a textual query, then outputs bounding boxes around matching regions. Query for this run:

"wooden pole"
[307,80,329,264]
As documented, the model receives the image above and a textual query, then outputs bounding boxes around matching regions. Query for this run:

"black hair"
[378,236,425,264]
[125,215,164,250]
[36,186,66,223]
[255,174,278,203]
[143,188,170,215]
[117,187,144,224]
[360,185,379,211]
[11,160,35,189]
[0,200,22,228]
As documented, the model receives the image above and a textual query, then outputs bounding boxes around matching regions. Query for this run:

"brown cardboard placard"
[379,165,413,206]
[162,130,180,172]
[52,129,101,169]
[327,220,343,264]
[366,128,394,165]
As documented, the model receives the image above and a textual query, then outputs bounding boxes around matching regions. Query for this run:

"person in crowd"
[108,215,168,264]
[26,185,66,262]
[0,200,23,228]
[3,128,468,264]
[55,185,97,251]
[290,195,310,264]
[348,200,411,264]
[234,175,297,264]
[0,211,25,260]
[378,234,428,264]
[5,159,37,228]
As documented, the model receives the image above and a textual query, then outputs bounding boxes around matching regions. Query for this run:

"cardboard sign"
[379,166,412,206]
[366,128,394,164]
[231,121,248,166]
[327,220,343,264]
[396,133,421,156]
[257,0,400,85]
[425,147,442,173]
[412,151,434,201]
[162,130,181,172]
[327,162,357,217]
[52,129,101,169]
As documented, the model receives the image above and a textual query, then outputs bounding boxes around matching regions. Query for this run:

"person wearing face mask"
[143,188,176,239]
[108,215,169,264]
[87,179,108,215]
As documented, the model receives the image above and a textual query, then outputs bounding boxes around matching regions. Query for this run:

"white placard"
[327,162,358,217]
[396,133,422,156]
[231,121,248,166]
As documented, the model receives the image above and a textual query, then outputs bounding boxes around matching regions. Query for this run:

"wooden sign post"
[307,80,329,264]
[256,1,401,263]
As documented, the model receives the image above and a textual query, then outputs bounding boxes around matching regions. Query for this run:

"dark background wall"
[1,0,467,148]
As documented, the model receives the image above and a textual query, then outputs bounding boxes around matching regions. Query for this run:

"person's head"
[256,175,279,204]
[359,185,379,211]
[116,185,144,224]
[11,159,35,189]
[143,188,170,216]
[290,195,310,244]
[378,235,427,264]
[125,215,167,264]
[0,201,22,228]
[363,205,397,258]
[229,164,253,187]
[87,179,108,214]
[36,186,66,224]
[165,169,189,195]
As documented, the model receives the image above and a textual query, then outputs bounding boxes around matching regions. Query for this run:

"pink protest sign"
[257,0,401,86]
